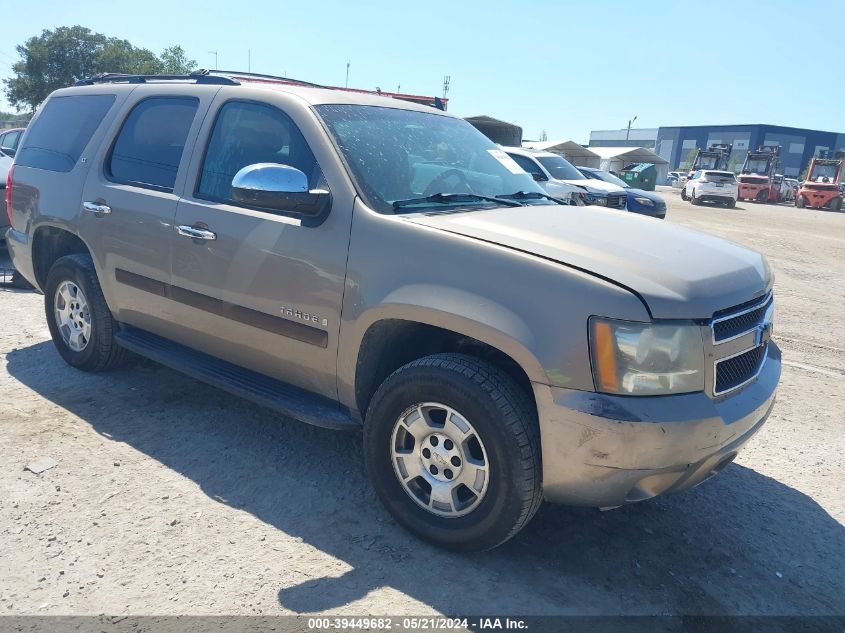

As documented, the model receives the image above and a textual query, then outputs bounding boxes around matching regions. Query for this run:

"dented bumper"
[534,344,780,507]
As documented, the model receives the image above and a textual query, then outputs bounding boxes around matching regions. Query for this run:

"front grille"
[715,346,766,395]
[712,294,772,342]
[607,193,626,209]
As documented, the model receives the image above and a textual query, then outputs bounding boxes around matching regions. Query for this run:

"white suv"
[682,170,739,208]
[503,147,627,210]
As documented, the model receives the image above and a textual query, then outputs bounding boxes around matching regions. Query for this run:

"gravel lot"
[1,190,843,617]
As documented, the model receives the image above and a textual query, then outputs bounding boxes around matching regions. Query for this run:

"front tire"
[830,197,842,212]
[796,195,806,208]
[364,354,542,552]
[44,254,127,372]
[691,189,700,205]
[680,187,689,201]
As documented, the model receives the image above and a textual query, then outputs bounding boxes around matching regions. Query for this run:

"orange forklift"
[738,145,781,203]
[795,152,843,211]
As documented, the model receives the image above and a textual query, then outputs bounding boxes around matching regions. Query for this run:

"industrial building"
[591,124,845,178]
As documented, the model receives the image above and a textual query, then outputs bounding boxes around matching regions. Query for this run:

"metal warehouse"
[591,124,845,178]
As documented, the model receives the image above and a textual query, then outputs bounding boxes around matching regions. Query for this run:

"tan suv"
[6,71,780,551]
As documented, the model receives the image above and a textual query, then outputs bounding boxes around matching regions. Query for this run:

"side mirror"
[231,163,329,216]
[531,172,546,182]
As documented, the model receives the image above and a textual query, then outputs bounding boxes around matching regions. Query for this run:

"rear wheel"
[727,198,737,209]
[364,353,542,552]
[796,195,806,208]
[44,254,127,372]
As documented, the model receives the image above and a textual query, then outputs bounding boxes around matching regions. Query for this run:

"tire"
[796,195,806,209]
[10,270,33,289]
[690,189,700,205]
[727,198,737,209]
[680,187,689,201]
[830,197,842,212]
[364,353,542,552]
[44,253,127,372]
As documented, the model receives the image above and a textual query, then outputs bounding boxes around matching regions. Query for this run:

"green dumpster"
[619,163,657,191]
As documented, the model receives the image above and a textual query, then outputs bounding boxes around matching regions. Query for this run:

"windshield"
[315,104,545,212]
[536,155,585,181]
[584,169,629,188]
[695,155,719,170]
[810,163,839,182]
[743,158,770,174]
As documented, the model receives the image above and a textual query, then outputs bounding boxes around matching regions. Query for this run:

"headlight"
[585,194,607,206]
[589,318,705,395]
[633,196,654,206]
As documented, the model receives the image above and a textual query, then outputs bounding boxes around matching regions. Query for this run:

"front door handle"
[176,225,217,241]
[82,201,111,216]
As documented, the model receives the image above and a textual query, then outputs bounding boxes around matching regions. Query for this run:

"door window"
[108,97,199,191]
[197,100,322,205]
[507,153,545,179]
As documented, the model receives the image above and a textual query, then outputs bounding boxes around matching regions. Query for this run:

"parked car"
[7,72,779,551]
[667,171,687,187]
[578,166,666,219]
[0,127,25,236]
[503,147,627,210]
[682,170,739,207]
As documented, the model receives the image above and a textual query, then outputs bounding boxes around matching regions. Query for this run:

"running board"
[115,325,358,431]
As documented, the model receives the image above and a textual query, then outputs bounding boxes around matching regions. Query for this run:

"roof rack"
[74,69,324,89]
[74,70,238,86]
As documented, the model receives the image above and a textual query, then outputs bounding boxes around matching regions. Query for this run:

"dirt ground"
[1,191,843,617]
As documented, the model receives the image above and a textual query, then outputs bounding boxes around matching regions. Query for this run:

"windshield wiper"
[497,190,572,205]
[392,192,523,210]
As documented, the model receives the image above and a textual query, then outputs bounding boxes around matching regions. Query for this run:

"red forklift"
[738,145,781,203]
[795,152,843,211]
[687,143,733,178]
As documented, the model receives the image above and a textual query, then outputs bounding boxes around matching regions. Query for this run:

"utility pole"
[442,75,451,100]
[209,51,218,69]
[345,60,350,88]
[626,115,638,141]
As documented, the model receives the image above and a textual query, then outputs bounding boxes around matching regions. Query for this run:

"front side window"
[536,155,585,181]
[507,153,545,179]
[316,104,545,213]
[16,94,116,173]
[197,101,321,204]
[108,97,199,191]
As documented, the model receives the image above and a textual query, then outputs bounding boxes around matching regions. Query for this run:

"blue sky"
[2,0,842,142]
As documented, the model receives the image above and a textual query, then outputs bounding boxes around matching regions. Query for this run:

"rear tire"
[727,198,736,209]
[364,353,542,552]
[691,189,700,205]
[796,195,806,208]
[44,254,127,372]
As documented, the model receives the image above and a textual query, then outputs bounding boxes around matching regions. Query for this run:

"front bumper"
[534,343,780,507]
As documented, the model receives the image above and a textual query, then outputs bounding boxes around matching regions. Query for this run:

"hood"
[627,188,664,203]
[404,205,771,319]
[561,178,625,194]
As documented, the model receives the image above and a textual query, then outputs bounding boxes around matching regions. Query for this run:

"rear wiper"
[497,190,572,205]
[392,192,523,210]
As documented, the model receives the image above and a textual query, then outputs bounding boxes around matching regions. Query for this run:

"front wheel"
[830,197,842,212]
[364,354,542,552]
[796,195,806,208]
[44,254,127,371]
[680,187,689,201]
[690,189,700,205]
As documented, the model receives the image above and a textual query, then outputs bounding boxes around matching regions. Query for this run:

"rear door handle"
[82,201,111,216]
[176,225,217,241]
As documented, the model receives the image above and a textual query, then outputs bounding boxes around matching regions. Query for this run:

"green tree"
[3,26,196,112]
[158,46,196,74]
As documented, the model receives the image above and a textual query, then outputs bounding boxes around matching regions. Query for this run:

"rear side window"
[16,94,116,172]
[507,153,544,177]
[1,130,21,153]
[108,97,199,191]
